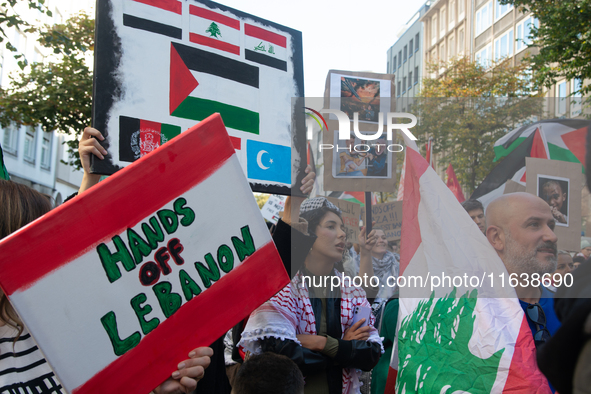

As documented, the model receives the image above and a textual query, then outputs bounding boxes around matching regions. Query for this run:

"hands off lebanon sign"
[0,115,288,394]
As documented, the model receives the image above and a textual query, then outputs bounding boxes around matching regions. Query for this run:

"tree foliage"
[0,0,52,68]
[500,0,591,96]
[414,57,544,194]
[0,12,94,168]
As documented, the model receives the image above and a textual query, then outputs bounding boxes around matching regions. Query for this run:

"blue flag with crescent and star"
[247,140,291,184]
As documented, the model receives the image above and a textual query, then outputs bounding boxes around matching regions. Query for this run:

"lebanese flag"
[425,137,433,167]
[0,115,288,394]
[384,135,551,393]
[446,163,465,202]
[189,5,241,56]
[396,153,406,201]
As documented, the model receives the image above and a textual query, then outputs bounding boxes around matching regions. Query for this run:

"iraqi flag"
[384,135,551,393]
[123,0,182,39]
[0,114,288,394]
[471,128,550,207]
[169,42,260,135]
[189,5,241,56]
[244,23,288,71]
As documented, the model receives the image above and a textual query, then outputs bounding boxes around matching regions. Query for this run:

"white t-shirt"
[0,324,65,393]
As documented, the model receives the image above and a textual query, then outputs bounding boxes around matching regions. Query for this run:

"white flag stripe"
[10,158,271,393]
[123,0,181,27]
[189,70,259,114]
[245,35,287,61]
[189,14,241,47]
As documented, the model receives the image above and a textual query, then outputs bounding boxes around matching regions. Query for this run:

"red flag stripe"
[189,33,240,55]
[230,136,241,150]
[132,0,182,14]
[140,119,161,133]
[189,5,240,29]
[399,147,428,275]
[245,24,286,48]
[72,241,288,394]
[0,115,235,295]
[503,315,552,392]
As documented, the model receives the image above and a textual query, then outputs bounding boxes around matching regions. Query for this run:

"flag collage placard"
[0,115,289,394]
[92,0,304,194]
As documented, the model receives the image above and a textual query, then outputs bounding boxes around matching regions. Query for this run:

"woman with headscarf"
[240,197,382,394]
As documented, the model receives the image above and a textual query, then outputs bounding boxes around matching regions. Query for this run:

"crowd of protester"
[0,126,590,394]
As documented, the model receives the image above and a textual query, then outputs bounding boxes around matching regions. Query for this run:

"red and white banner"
[384,136,551,393]
[0,114,288,394]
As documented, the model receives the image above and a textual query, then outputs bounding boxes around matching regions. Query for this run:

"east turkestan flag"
[384,135,552,393]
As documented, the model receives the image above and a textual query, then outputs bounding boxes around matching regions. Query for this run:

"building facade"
[387,2,431,113]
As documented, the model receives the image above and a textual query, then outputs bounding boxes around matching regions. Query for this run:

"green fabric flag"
[0,142,10,180]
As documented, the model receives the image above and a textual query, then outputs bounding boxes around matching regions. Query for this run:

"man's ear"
[486,225,505,252]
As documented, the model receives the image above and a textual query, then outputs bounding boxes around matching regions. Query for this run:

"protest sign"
[525,157,582,251]
[0,114,288,394]
[327,197,361,243]
[321,70,397,192]
[260,194,286,224]
[361,201,403,241]
[91,0,305,195]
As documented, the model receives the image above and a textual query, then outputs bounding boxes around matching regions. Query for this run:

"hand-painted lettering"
[139,261,161,286]
[155,247,172,275]
[153,281,182,318]
[174,198,196,227]
[217,244,234,273]
[141,217,165,249]
[232,225,255,261]
[130,293,160,335]
[194,254,220,288]
[168,238,184,265]
[127,228,152,265]
[97,236,135,283]
[179,269,202,301]
[100,311,141,356]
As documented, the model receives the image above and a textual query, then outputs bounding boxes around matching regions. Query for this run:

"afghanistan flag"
[384,135,552,393]
[119,116,181,162]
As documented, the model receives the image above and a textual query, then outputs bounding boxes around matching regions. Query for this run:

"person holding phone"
[240,197,382,394]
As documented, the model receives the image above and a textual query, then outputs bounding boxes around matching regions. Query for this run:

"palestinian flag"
[494,119,590,165]
[471,121,585,206]
[169,42,260,135]
[119,116,181,162]
[384,135,552,393]
[244,23,288,71]
[123,0,182,39]
[0,142,9,180]
[189,5,241,56]
[337,191,377,206]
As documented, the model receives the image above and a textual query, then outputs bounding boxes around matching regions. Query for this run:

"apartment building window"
[476,44,492,68]
[440,8,447,37]
[440,43,446,63]
[449,1,456,28]
[415,33,419,52]
[24,126,37,163]
[556,81,567,116]
[397,81,401,97]
[449,36,455,58]
[403,45,408,62]
[403,77,407,93]
[431,15,438,45]
[41,132,52,169]
[516,16,538,52]
[459,29,465,55]
[414,66,419,84]
[475,1,492,36]
[571,78,583,117]
[392,55,397,72]
[2,124,18,155]
[459,0,465,19]
[495,0,513,21]
[408,72,413,90]
[398,50,402,68]
[409,39,413,57]
[494,29,514,61]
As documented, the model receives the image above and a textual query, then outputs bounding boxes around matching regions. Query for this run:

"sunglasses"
[526,303,551,346]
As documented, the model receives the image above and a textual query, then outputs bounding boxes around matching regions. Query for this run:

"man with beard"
[485,192,561,350]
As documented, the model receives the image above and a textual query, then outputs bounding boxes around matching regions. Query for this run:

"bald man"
[486,193,561,352]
